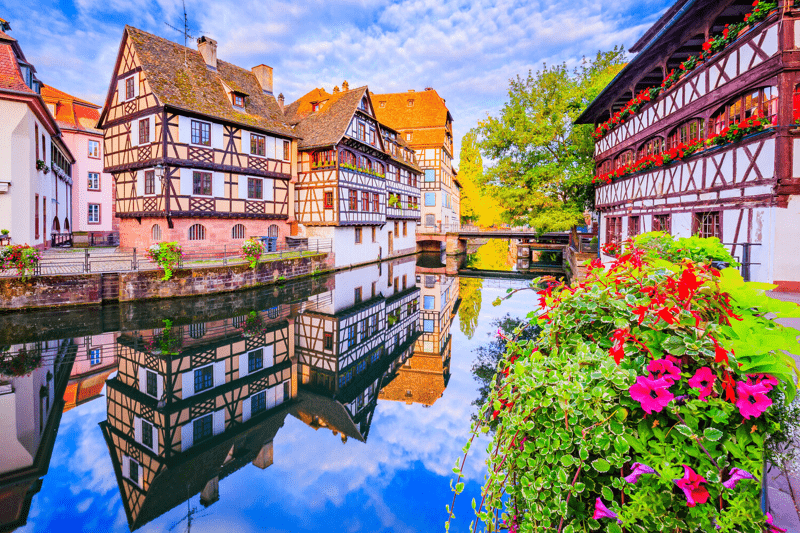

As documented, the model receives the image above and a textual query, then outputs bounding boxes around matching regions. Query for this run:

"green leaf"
[592,458,611,472]
[608,523,623,533]
[703,427,723,441]
[602,486,613,501]
[675,424,693,437]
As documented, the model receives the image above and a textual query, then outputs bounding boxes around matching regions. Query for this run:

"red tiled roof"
[41,84,101,133]
[0,42,32,93]
[373,89,451,129]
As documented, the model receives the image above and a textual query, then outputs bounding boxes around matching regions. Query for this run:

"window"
[596,159,612,177]
[324,191,334,209]
[232,224,246,239]
[189,323,206,339]
[233,94,244,107]
[128,458,139,484]
[35,124,39,159]
[614,150,634,170]
[188,224,206,241]
[403,222,407,236]
[248,177,263,199]
[424,193,436,206]
[88,204,100,224]
[35,194,39,239]
[355,227,362,244]
[668,118,705,149]
[194,366,214,393]
[139,118,150,144]
[423,295,435,310]
[694,211,721,239]
[354,287,362,303]
[362,192,369,212]
[637,137,663,159]
[376,163,384,177]
[407,99,414,107]
[373,193,379,212]
[90,348,101,366]
[283,140,290,161]
[88,140,100,158]
[312,149,335,167]
[125,77,134,100]
[371,281,376,298]
[248,349,264,373]
[402,275,407,289]
[424,169,435,182]
[349,190,358,211]
[193,414,213,443]
[605,216,622,246]
[142,420,154,449]
[425,214,435,227]
[357,122,366,140]
[709,86,778,136]
[372,227,376,242]
[653,214,671,234]
[251,390,266,414]
[191,120,211,146]
[267,306,280,319]
[394,221,399,236]
[88,172,100,190]
[628,216,640,237]
[423,319,434,332]
[323,332,333,350]
[146,370,157,397]
[151,224,162,241]
[193,171,212,195]
[339,149,356,167]
[144,170,155,195]
[250,134,265,156]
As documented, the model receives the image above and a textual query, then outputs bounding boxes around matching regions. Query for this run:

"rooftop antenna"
[165,1,210,67]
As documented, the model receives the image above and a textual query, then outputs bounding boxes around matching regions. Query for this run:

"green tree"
[458,131,503,226]
[476,48,625,233]
[458,277,483,339]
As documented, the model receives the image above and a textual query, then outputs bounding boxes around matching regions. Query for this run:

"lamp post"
[155,163,166,188]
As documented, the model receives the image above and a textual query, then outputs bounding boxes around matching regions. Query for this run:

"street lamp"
[155,163,166,188]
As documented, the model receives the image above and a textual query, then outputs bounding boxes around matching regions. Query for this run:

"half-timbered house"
[286,83,422,269]
[373,88,461,231]
[576,0,800,289]
[292,258,420,441]
[414,268,459,380]
[97,27,298,250]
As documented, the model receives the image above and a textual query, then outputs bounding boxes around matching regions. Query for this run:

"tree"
[458,277,482,339]
[458,130,503,226]
[475,48,625,233]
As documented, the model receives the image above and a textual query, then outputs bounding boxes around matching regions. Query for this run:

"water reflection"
[0,254,469,532]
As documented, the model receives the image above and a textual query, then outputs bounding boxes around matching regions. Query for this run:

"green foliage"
[475,48,625,232]
[459,278,483,339]
[145,242,183,281]
[631,232,739,266]
[241,238,265,269]
[458,130,504,226]
[0,244,41,280]
[145,319,182,355]
[451,241,800,533]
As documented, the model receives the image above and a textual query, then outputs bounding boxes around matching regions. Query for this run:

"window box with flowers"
[239,311,267,338]
[0,345,42,377]
[145,242,183,281]
[145,319,182,355]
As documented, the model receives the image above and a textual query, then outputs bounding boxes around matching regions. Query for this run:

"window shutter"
[131,120,139,147]
[181,422,193,451]
[239,353,249,377]
[213,361,225,388]
[138,368,146,394]
[156,373,163,400]
[264,344,274,368]
[182,369,195,399]
[213,409,225,435]
[134,416,142,443]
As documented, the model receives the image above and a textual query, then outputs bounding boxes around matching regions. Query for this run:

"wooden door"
[388,231,393,254]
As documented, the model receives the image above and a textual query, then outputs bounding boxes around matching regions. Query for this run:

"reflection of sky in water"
[17,280,535,533]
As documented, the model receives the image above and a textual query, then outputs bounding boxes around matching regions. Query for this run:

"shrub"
[145,319,182,355]
[0,345,42,376]
[632,232,738,266]
[450,243,800,533]
[239,311,267,338]
[0,244,42,279]
[241,238,265,268]
[145,242,183,281]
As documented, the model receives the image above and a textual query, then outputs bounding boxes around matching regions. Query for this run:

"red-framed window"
[709,87,778,135]
[373,193,379,212]
[614,150,634,170]
[693,211,721,239]
[605,216,622,246]
[348,190,357,211]
[653,214,671,234]
[362,191,370,212]
[637,137,663,159]
[628,215,640,237]
[324,191,333,209]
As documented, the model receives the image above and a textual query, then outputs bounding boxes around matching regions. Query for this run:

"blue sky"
[0,0,674,159]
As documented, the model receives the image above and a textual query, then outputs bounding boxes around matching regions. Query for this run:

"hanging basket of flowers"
[0,345,43,376]
[240,311,267,338]
[145,319,182,355]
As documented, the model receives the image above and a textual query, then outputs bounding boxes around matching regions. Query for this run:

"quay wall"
[0,254,330,312]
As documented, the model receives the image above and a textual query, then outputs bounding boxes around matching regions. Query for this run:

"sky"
[0,0,675,161]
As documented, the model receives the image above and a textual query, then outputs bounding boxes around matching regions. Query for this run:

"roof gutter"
[574,0,703,125]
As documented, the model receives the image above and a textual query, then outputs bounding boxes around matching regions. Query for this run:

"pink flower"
[766,512,787,532]
[674,465,710,507]
[666,354,682,368]
[735,381,773,419]
[629,376,674,414]
[747,374,778,391]
[722,467,755,489]
[648,358,681,385]
[496,328,507,340]
[688,367,715,401]
[624,462,657,484]
[592,498,621,523]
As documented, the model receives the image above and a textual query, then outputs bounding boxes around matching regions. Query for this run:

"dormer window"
[407,99,414,107]
[312,102,320,112]
[233,93,244,107]
[360,97,369,111]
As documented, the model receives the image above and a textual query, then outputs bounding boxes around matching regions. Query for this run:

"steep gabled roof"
[285,86,367,150]
[118,26,294,138]
[0,40,32,93]
[372,88,452,130]
[41,85,102,134]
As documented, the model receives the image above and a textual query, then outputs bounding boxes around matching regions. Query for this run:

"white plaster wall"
[672,212,693,238]
[774,197,800,284]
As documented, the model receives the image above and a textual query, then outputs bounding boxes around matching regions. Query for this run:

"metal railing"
[417,223,536,235]
[723,242,761,282]
[88,232,120,247]
[50,232,73,248]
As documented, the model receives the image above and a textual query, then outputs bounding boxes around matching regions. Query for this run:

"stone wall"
[0,274,101,311]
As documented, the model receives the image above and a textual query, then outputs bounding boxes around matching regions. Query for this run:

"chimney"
[278,92,284,112]
[408,89,415,92]
[342,80,349,91]
[252,64,274,95]
[197,36,217,70]
[332,85,340,93]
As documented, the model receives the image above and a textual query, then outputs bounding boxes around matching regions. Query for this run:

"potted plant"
[241,238,265,268]
[239,311,267,338]
[145,319,182,355]
[1,229,8,236]
[0,345,43,376]
[0,244,41,280]
[145,242,183,281]
[35,159,47,171]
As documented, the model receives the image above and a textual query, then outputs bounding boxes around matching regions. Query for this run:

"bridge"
[416,224,573,255]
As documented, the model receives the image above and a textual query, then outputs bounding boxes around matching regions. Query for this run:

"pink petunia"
[688,367,716,401]
[747,374,778,391]
[648,358,681,385]
[629,376,674,414]
[722,467,755,489]
[592,498,622,524]
[624,462,657,484]
[766,512,787,533]
[674,465,710,507]
[735,381,773,419]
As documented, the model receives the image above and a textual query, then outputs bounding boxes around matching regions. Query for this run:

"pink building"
[41,85,116,246]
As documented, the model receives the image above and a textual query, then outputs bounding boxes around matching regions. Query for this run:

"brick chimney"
[252,64,274,95]
[342,80,349,91]
[197,36,217,70]
[333,85,340,93]
[278,92,284,112]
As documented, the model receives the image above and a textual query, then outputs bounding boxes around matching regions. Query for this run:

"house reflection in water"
[0,339,75,532]
[63,333,119,412]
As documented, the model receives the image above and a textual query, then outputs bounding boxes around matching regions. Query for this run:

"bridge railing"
[416,223,535,235]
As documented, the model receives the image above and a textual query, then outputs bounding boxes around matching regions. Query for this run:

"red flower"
[609,328,630,364]
[657,307,676,324]
[678,266,701,301]
[675,465,710,507]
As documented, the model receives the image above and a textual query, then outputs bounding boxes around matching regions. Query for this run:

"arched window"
[667,118,705,150]
[339,150,356,167]
[596,159,612,176]
[614,150,634,170]
[637,137,663,159]
[151,224,162,241]
[52,217,60,232]
[364,158,372,172]
[232,224,245,239]
[188,224,206,241]
[375,162,385,177]
[64,218,70,231]
[709,87,778,135]
[268,224,279,238]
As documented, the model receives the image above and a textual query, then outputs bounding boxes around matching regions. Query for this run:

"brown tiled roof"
[42,84,102,133]
[386,133,422,172]
[373,89,452,129]
[0,41,32,93]
[125,26,294,138]
[379,353,447,406]
[285,86,366,150]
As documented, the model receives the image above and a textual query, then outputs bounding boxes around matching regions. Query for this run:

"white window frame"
[87,140,100,159]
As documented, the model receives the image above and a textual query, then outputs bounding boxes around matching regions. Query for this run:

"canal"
[0,245,542,533]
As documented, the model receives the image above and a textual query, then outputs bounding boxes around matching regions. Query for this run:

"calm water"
[0,248,541,533]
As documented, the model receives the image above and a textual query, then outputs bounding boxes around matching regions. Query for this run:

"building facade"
[41,86,115,245]
[98,27,297,250]
[0,20,74,249]
[286,84,422,269]
[373,88,461,231]
[577,0,800,289]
